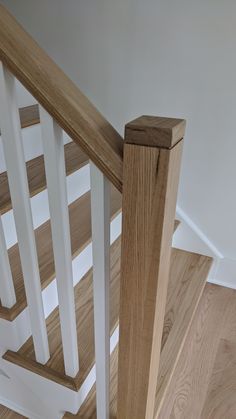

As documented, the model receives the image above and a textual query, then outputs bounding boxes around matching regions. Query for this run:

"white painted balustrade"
[90,163,110,419]
[39,107,79,377]
[0,215,16,308]
[0,61,112,409]
[0,62,50,364]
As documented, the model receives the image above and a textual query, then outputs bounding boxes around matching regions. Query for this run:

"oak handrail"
[0,5,123,192]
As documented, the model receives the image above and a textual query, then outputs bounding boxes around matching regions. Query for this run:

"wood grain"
[125,116,186,148]
[65,347,119,419]
[19,104,39,128]
[64,249,212,418]
[0,405,26,419]
[0,5,123,191]
[0,104,39,135]
[154,252,213,418]
[200,339,236,419]
[117,139,183,419]
[0,141,88,215]
[158,284,234,419]
[0,186,121,321]
[4,237,121,391]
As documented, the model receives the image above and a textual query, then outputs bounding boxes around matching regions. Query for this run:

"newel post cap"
[125,115,186,149]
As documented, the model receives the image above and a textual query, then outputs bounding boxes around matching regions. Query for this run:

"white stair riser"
[0,124,71,174]
[2,164,90,249]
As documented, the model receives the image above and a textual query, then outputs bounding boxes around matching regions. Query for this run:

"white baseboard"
[207,278,236,291]
[175,205,236,289]
[176,205,224,259]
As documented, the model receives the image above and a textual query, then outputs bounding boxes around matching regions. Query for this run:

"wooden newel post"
[117,116,186,419]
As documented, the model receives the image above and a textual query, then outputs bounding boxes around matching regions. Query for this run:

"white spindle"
[0,63,50,364]
[39,106,79,377]
[90,163,110,419]
[0,215,16,308]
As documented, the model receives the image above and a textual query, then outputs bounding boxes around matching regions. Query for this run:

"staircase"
[0,5,214,419]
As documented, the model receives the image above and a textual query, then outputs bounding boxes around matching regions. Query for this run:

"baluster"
[39,106,79,377]
[90,163,110,419]
[0,62,50,364]
[0,215,16,308]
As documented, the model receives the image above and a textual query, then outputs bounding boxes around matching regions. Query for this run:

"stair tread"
[63,248,212,418]
[4,233,212,399]
[0,186,121,321]
[0,404,26,419]
[0,139,88,215]
[4,237,121,391]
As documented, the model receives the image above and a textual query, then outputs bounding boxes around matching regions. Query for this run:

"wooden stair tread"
[0,186,121,321]
[63,249,212,417]
[0,404,26,419]
[4,237,211,399]
[0,140,88,215]
[3,237,121,391]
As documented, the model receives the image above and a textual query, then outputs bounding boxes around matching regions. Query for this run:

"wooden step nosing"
[2,349,78,392]
[3,319,120,393]
[154,257,213,418]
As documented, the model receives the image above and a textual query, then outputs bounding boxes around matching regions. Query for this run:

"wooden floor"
[158,283,236,419]
[64,283,236,419]
[0,404,26,418]
[61,248,211,415]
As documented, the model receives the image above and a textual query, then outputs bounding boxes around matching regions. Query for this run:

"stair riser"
[0,125,71,173]
[0,212,121,346]
[2,165,90,249]
[2,327,119,417]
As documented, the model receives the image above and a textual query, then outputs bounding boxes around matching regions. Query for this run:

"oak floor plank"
[62,249,211,416]
[64,284,236,419]
[200,338,236,419]
[0,404,26,419]
[159,284,233,419]
[0,186,121,321]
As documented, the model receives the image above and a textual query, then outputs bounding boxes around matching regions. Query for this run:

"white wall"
[2,0,236,268]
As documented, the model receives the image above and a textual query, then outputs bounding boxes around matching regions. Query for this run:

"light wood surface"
[19,104,39,128]
[0,104,39,135]
[4,237,121,391]
[0,405,26,419]
[65,347,118,419]
[117,132,183,417]
[0,186,121,321]
[157,283,236,419]
[64,249,212,418]
[0,140,88,215]
[125,116,186,148]
[0,5,123,191]
[200,339,236,419]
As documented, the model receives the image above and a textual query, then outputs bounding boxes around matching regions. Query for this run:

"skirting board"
[176,206,223,259]
[210,258,236,290]
[174,206,236,289]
